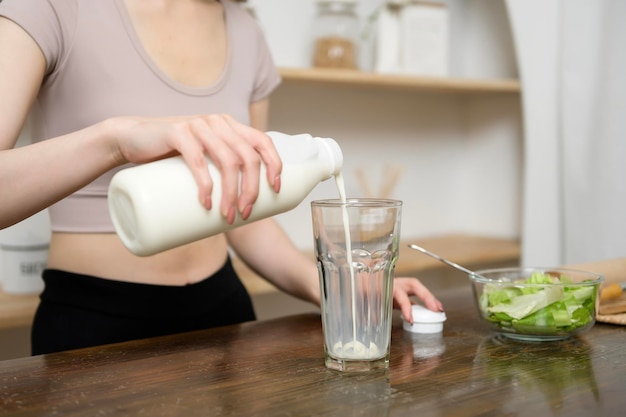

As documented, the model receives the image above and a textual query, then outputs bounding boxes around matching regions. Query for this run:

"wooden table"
[1,285,623,417]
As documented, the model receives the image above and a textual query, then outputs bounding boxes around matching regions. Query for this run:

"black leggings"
[31,257,256,355]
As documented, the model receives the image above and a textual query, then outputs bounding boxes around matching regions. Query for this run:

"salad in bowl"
[470,267,603,341]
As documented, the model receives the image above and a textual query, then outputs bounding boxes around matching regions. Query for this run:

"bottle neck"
[317,137,344,178]
[264,131,344,180]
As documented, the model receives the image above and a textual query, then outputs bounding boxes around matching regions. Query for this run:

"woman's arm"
[0,17,282,230]
[226,218,321,305]
[0,17,43,145]
[0,17,119,228]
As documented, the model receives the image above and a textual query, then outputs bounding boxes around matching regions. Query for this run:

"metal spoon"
[408,244,487,279]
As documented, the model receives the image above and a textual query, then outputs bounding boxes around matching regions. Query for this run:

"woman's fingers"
[185,115,246,222]
[202,115,264,222]
[113,114,281,223]
[393,277,444,323]
[223,115,283,193]
[177,117,225,212]
[393,282,415,324]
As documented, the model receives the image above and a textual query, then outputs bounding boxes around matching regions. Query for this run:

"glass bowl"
[469,267,604,341]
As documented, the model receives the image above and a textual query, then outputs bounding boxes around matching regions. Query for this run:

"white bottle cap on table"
[403,304,447,334]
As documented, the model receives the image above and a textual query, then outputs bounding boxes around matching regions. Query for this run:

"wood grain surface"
[599,293,626,315]
[0,291,39,329]
[279,67,521,94]
[0,285,624,417]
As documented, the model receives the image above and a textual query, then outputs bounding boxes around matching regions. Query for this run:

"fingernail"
[227,206,236,224]
[241,204,253,220]
[204,196,212,210]
[273,175,281,193]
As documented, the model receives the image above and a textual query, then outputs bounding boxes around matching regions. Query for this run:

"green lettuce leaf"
[487,286,564,319]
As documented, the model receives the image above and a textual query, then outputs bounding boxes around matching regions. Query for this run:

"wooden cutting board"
[596,312,626,325]
[596,293,626,325]
[599,294,626,315]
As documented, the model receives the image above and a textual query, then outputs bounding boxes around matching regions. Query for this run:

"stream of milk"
[334,173,356,344]
[332,172,381,359]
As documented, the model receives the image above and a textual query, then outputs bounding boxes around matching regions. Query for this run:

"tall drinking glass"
[311,198,402,372]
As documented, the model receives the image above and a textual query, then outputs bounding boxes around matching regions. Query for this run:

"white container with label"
[0,210,50,294]
[400,2,449,76]
[1,242,48,295]
[375,1,449,76]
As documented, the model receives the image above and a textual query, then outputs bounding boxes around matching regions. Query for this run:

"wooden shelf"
[279,67,521,94]
[0,234,520,331]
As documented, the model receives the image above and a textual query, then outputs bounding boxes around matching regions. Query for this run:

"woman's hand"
[393,277,444,323]
[109,114,282,224]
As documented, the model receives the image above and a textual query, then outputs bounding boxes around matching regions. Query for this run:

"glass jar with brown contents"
[311,0,360,69]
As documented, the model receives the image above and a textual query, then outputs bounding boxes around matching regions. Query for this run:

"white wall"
[507,0,626,266]
[505,0,561,266]
[250,0,523,249]
[560,0,626,264]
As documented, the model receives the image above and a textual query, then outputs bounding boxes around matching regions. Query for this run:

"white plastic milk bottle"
[108,131,343,256]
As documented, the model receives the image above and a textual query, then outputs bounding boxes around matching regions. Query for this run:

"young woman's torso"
[48,0,232,285]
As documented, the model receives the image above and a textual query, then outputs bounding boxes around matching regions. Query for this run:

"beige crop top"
[0,0,281,232]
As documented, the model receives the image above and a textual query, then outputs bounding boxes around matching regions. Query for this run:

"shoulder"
[222,0,266,40]
[0,0,79,74]
[222,1,256,23]
[221,2,281,100]
[0,0,79,26]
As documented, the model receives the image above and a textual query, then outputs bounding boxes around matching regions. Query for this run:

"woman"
[0,0,443,355]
